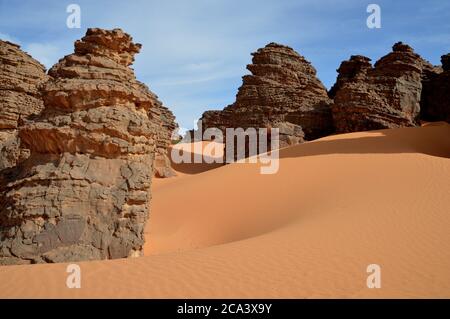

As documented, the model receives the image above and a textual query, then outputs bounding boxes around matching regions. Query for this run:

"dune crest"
[1,124,449,298]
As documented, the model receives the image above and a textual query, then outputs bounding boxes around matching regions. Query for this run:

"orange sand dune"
[0,123,449,298]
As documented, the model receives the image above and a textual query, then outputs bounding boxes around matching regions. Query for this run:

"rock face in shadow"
[200,43,333,151]
[421,53,450,123]
[331,42,436,133]
[0,40,48,171]
[0,29,160,265]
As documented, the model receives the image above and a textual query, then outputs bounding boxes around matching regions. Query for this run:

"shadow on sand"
[168,124,450,175]
[169,147,224,175]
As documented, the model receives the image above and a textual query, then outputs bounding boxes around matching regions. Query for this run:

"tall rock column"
[0,29,158,265]
[200,43,333,152]
[151,103,178,178]
[0,40,47,170]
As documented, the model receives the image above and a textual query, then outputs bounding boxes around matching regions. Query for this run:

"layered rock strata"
[200,43,333,152]
[0,29,159,265]
[0,40,47,170]
[151,103,177,177]
[331,42,436,132]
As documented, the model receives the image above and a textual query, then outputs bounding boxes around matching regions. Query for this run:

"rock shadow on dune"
[168,145,224,175]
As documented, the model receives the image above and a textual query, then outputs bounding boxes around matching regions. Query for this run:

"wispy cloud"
[0,32,20,44]
[0,0,448,129]
[22,43,61,69]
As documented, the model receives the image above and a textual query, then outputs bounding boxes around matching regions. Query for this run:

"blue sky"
[1,0,449,130]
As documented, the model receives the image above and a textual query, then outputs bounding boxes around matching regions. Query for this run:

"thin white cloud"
[0,0,448,130]
[156,75,232,86]
[23,43,61,69]
[405,34,450,46]
[0,32,20,44]
[155,67,242,87]
[182,62,221,72]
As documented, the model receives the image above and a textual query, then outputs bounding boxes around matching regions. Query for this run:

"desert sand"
[0,123,449,298]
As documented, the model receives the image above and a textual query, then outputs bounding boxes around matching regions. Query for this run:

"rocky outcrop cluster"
[0,41,47,170]
[200,42,448,154]
[200,43,333,151]
[0,29,165,265]
[331,42,437,132]
[0,30,448,265]
[421,53,450,123]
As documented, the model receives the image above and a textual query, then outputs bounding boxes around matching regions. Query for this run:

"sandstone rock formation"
[0,29,160,265]
[421,53,450,123]
[200,43,333,152]
[328,55,372,99]
[0,40,47,171]
[331,42,436,133]
[1,31,448,265]
[151,103,177,177]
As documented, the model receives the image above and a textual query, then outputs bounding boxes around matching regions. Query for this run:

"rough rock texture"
[328,55,372,99]
[0,29,159,265]
[331,42,435,133]
[151,103,177,178]
[0,41,47,171]
[421,53,450,123]
[200,43,333,151]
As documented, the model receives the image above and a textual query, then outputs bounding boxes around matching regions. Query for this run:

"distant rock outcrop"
[0,29,159,265]
[421,53,450,123]
[331,42,436,132]
[0,40,47,170]
[200,43,333,151]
